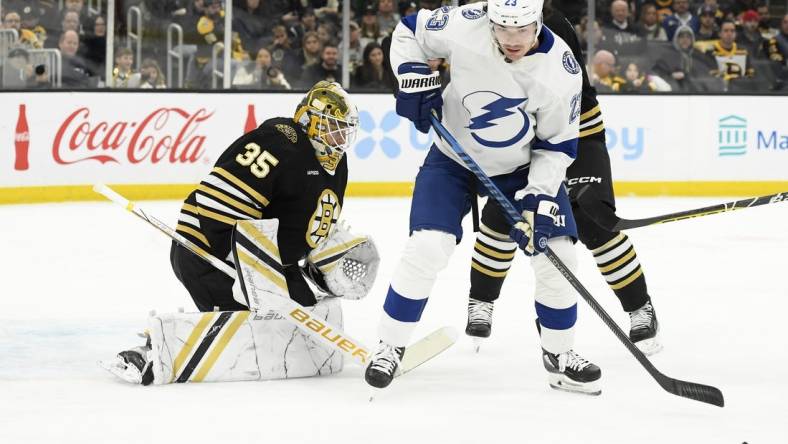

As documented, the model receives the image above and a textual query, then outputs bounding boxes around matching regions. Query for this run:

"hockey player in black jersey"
[465,3,661,357]
[102,81,377,385]
[171,80,358,312]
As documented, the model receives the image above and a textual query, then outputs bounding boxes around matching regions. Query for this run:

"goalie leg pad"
[147,298,344,384]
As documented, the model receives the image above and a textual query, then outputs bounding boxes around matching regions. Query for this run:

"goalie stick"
[429,115,724,408]
[92,184,456,377]
[576,185,788,231]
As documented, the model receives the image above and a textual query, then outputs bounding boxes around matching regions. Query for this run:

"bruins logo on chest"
[306,189,341,248]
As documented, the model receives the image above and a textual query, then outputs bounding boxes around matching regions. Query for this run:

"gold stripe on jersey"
[195,193,253,221]
[197,206,237,225]
[182,203,199,215]
[579,122,605,138]
[579,105,601,122]
[170,312,215,383]
[471,261,509,278]
[197,184,262,219]
[176,223,211,248]
[236,249,288,293]
[212,167,270,207]
[191,311,251,382]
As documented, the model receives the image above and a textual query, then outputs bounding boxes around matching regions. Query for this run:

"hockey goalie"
[101,82,380,385]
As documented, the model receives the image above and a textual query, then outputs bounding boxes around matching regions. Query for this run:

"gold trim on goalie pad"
[170,312,215,383]
[309,237,367,264]
[191,311,252,382]
[237,249,288,293]
[237,221,281,259]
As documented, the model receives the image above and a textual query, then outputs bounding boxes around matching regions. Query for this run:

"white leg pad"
[531,237,578,354]
[148,298,344,384]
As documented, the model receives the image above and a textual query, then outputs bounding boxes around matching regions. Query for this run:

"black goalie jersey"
[175,117,348,266]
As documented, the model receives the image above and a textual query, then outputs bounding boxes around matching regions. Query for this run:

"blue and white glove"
[396,62,443,133]
[509,194,560,256]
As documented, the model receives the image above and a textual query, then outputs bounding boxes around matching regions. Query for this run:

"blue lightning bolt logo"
[468,97,526,130]
[463,92,530,148]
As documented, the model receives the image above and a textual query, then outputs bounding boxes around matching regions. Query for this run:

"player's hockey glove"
[396,62,442,133]
[510,194,560,256]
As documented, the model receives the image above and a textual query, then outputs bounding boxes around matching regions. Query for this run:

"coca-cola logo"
[52,107,214,165]
[15,132,29,142]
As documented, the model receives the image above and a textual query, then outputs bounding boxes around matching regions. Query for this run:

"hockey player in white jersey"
[364,0,602,394]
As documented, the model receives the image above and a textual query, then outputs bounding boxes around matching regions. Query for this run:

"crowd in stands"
[1,0,786,92]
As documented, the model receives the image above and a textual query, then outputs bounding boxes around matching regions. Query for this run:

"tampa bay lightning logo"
[562,51,580,74]
[463,91,529,148]
[461,8,485,19]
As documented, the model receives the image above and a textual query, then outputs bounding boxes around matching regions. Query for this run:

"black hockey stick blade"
[659,376,725,407]
[576,185,788,231]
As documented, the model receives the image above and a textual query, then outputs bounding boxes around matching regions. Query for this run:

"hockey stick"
[93,184,457,374]
[429,116,724,407]
[576,184,788,232]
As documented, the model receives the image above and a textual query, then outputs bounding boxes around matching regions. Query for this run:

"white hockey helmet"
[487,0,544,34]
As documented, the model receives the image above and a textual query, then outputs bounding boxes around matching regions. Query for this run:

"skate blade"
[634,337,663,356]
[472,337,487,353]
[368,387,382,402]
[548,373,601,396]
[98,358,142,384]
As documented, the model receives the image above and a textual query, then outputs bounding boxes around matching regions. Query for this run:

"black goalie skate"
[628,300,662,356]
[365,341,405,390]
[542,349,602,396]
[465,298,494,352]
[100,335,154,385]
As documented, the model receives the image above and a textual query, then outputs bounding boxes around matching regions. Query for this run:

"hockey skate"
[542,349,602,396]
[99,335,154,386]
[465,298,494,352]
[365,341,405,395]
[628,300,662,356]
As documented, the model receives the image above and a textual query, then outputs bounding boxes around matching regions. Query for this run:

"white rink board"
[0,93,786,188]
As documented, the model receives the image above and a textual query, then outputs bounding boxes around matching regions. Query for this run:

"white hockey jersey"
[390,4,583,198]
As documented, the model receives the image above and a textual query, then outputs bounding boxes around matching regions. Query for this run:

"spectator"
[59,29,93,88]
[377,0,400,36]
[637,3,668,41]
[352,41,391,89]
[707,20,754,82]
[1,47,33,88]
[399,1,418,18]
[654,25,721,91]
[186,0,249,88]
[232,47,291,89]
[140,58,167,88]
[2,10,43,49]
[737,10,765,59]
[344,21,364,72]
[80,14,106,77]
[64,0,90,23]
[697,0,727,23]
[764,13,788,89]
[590,49,625,91]
[359,4,382,48]
[601,0,644,56]
[577,17,604,60]
[233,0,269,50]
[619,61,658,91]
[663,0,698,41]
[286,7,317,48]
[111,47,141,88]
[268,24,301,82]
[696,5,720,44]
[19,5,49,47]
[295,31,322,73]
[316,22,335,47]
[301,42,341,87]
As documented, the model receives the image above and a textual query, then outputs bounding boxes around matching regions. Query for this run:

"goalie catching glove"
[302,221,380,300]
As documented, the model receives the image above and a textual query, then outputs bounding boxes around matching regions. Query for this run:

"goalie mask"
[294,81,359,174]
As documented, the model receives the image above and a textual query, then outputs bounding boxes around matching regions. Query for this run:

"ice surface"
[1,197,786,443]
